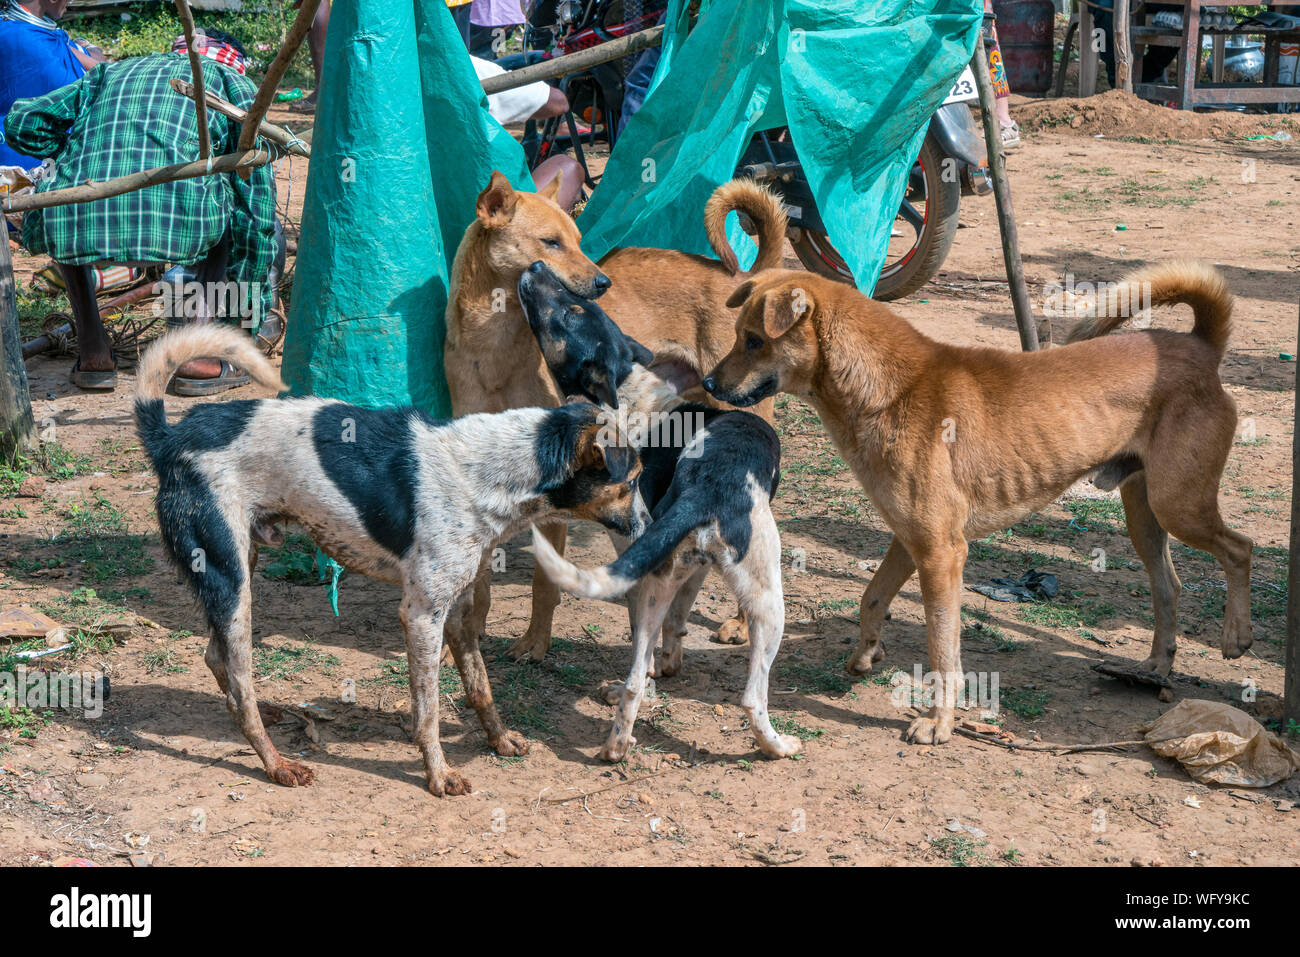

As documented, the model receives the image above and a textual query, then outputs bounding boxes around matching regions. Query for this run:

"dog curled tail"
[530,506,702,601]
[704,178,789,276]
[134,324,287,444]
[1065,260,1233,358]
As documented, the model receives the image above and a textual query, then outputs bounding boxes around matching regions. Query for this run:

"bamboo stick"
[170,78,311,157]
[174,0,211,160]
[4,149,273,214]
[236,0,322,168]
[480,25,665,95]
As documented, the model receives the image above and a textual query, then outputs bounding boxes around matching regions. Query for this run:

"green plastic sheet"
[281,0,533,415]
[578,0,982,291]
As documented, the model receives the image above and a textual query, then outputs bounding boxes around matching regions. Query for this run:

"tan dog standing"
[445,171,788,661]
[703,262,1252,744]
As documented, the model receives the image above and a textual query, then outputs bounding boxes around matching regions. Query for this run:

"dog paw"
[658,652,682,678]
[507,630,551,663]
[1136,654,1174,676]
[714,616,749,645]
[1221,617,1253,659]
[491,729,530,758]
[427,768,472,797]
[846,641,886,675]
[598,737,634,763]
[759,733,803,759]
[268,759,315,787]
[906,713,953,745]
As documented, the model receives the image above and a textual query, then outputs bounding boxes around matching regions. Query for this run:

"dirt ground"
[3,98,1300,867]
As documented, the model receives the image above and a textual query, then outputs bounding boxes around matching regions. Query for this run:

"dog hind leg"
[215,581,315,786]
[660,565,707,677]
[600,569,683,762]
[1120,474,1182,674]
[848,536,915,675]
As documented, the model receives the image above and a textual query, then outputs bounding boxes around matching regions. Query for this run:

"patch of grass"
[260,533,320,585]
[253,641,339,680]
[0,706,53,740]
[0,442,93,496]
[770,714,824,741]
[1065,497,1126,529]
[48,494,153,583]
[1000,687,1050,719]
[930,834,987,867]
[1016,603,1078,628]
[143,631,191,675]
[779,655,859,696]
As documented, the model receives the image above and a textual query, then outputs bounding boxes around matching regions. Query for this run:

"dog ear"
[476,170,518,227]
[762,284,815,339]
[599,442,637,482]
[725,278,757,308]
[625,336,655,367]
[576,423,635,480]
[538,168,564,202]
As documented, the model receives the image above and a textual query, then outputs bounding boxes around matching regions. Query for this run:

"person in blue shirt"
[0,0,105,168]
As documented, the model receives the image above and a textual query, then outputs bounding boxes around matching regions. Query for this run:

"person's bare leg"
[308,1,329,92]
[56,262,114,372]
[533,155,584,213]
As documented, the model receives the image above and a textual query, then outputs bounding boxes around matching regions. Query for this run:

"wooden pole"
[480,25,665,94]
[0,235,36,464]
[174,0,211,160]
[236,0,323,162]
[4,149,273,214]
[1113,0,1133,92]
[170,79,311,157]
[971,17,1044,351]
[1286,299,1300,734]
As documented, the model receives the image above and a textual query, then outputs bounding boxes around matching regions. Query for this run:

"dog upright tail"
[531,507,701,601]
[704,178,789,276]
[134,324,287,449]
[1065,260,1233,358]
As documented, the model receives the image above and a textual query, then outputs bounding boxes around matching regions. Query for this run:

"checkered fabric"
[6,53,276,318]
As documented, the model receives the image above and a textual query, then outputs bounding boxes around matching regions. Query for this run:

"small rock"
[16,476,45,498]
[76,773,109,788]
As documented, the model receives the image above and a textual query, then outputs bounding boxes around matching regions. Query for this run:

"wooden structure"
[1071,0,1300,108]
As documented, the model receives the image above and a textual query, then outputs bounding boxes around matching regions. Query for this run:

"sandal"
[69,358,118,391]
[173,360,252,397]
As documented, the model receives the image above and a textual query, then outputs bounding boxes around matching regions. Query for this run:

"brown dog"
[703,261,1252,745]
[444,171,787,661]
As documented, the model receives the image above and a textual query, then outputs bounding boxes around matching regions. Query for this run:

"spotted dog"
[518,264,798,761]
[134,324,648,796]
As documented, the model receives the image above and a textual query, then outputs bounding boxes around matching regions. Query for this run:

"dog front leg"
[907,540,967,745]
[601,571,679,762]
[848,536,916,674]
[401,592,469,797]
[510,521,566,662]
[444,589,529,758]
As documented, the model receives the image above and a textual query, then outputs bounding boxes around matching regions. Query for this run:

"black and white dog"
[134,324,648,796]
[517,263,800,762]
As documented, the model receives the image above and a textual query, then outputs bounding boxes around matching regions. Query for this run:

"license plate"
[942,66,979,105]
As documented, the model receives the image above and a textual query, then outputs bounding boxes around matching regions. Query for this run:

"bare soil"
[3,102,1299,867]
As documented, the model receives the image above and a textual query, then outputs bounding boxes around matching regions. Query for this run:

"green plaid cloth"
[6,53,276,319]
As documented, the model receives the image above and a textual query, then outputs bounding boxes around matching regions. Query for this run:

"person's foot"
[289,91,317,114]
[70,356,117,391]
[1000,121,1021,149]
[173,359,252,397]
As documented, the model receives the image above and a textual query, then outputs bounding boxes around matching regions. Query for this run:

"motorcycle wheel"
[790,131,961,302]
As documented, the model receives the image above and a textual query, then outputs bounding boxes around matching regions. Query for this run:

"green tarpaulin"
[578,0,982,289]
[280,0,980,411]
[281,0,533,416]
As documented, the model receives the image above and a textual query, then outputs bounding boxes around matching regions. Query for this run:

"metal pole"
[971,14,1044,351]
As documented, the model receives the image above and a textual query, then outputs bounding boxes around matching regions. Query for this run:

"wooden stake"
[0,234,36,464]
[1114,0,1133,92]
[1286,299,1300,733]
[4,149,273,214]
[174,0,211,160]
[236,0,323,165]
[971,19,1043,351]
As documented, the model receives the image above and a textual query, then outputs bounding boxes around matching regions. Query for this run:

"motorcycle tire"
[790,131,961,302]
